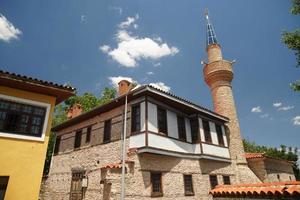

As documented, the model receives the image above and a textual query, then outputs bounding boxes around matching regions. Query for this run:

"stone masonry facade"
[40,101,261,200]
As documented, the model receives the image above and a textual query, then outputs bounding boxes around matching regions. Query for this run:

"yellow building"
[0,70,75,200]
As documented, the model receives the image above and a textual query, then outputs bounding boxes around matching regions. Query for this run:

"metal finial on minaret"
[205,9,218,47]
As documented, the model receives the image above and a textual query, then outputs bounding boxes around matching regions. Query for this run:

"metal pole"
[121,94,128,200]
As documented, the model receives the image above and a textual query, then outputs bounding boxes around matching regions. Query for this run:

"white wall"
[202,143,230,158]
[148,102,158,132]
[209,121,218,145]
[148,133,200,154]
[221,125,228,147]
[199,118,205,142]
[140,102,146,131]
[129,133,145,148]
[185,118,192,143]
[167,110,178,138]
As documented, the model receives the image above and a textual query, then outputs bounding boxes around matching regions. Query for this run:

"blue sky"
[0,0,299,151]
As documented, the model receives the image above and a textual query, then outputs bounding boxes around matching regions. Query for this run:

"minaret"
[202,10,247,164]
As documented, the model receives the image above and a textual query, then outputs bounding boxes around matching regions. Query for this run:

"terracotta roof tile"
[102,160,134,169]
[210,181,300,197]
[244,153,264,159]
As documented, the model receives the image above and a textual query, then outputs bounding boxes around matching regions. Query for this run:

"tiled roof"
[244,153,264,159]
[210,181,300,197]
[102,160,134,169]
[0,70,75,91]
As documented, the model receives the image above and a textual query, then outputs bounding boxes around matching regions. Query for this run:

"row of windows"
[209,174,231,189]
[54,103,226,154]
[54,119,112,154]
[131,104,225,145]
[150,172,231,197]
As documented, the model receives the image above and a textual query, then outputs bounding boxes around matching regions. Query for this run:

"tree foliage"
[282,0,300,91]
[243,139,300,180]
[43,87,117,175]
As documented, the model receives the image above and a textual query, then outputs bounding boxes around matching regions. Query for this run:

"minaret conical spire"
[205,9,219,47]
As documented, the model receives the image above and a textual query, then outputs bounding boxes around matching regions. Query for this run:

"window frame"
[150,172,163,197]
[74,130,82,149]
[177,115,186,141]
[183,174,194,196]
[215,124,225,146]
[157,107,168,135]
[223,175,231,185]
[209,175,218,189]
[0,94,50,142]
[190,117,199,143]
[131,104,141,134]
[86,126,91,143]
[202,119,212,143]
[103,119,111,143]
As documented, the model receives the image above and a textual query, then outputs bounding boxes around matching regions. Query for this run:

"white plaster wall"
[199,118,205,142]
[140,102,146,131]
[185,118,192,143]
[221,125,228,147]
[148,133,200,154]
[129,133,145,148]
[202,143,230,158]
[167,110,178,138]
[209,121,218,145]
[148,102,158,132]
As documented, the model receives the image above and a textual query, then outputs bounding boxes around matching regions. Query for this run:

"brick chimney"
[118,80,132,96]
[67,103,82,119]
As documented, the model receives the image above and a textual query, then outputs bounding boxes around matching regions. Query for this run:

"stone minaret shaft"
[203,12,246,164]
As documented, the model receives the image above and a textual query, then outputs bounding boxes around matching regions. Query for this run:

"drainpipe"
[120,94,128,200]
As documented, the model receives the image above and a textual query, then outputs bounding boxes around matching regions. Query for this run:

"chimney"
[67,103,82,119]
[118,80,132,96]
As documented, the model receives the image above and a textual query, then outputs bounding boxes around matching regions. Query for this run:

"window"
[54,136,61,155]
[183,175,194,196]
[190,117,199,143]
[0,98,46,138]
[70,171,84,200]
[177,115,186,141]
[74,130,82,149]
[202,120,212,143]
[86,126,91,143]
[157,107,167,135]
[151,172,163,197]
[103,119,111,143]
[209,175,218,189]
[215,124,225,146]
[223,175,231,185]
[131,104,141,133]
[0,176,9,200]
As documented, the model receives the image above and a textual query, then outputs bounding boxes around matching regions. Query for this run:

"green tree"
[282,0,300,91]
[43,87,117,175]
[243,139,300,180]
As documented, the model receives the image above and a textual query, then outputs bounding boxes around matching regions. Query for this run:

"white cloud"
[149,82,171,92]
[119,16,137,29]
[251,106,262,113]
[292,116,300,125]
[108,76,135,88]
[100,15,179,67]
[99,45,111,53]
[147,71,154,75]
[154,62,161,67]
[278,106,294,111]
[0,14,22,42]
[273,102,282,107]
